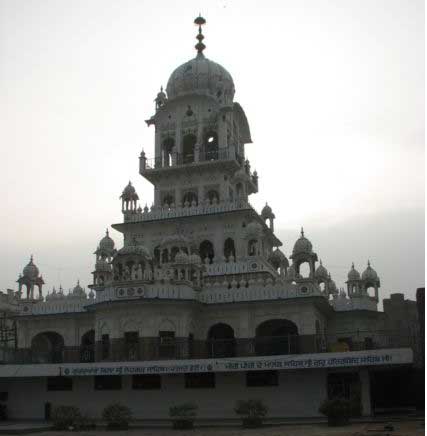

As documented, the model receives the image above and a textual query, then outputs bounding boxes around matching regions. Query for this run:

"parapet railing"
[142,148,244,170]
[122,199,254,223]
[7,331,417,365]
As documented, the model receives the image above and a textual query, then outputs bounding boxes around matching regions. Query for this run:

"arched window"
[31,331,64,364]
[207,323,235,357]
[124,331,139,360]
[206,190,220,205]
[183,191,198,206]
[161,249,169,264]
[162,137,174,167]
[366,286,375,297]
[319,282,326,293]
[224,238,236,261]
[182,134,197,164]
[80,329,95,362]
[255,319,299,356]
[204,130,218,160]
[114,263,124,281]
[299,262,310,278]
[248,239,257,256]
[199,240,214,264]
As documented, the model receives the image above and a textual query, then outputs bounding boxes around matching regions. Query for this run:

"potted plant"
[102,403,132,430]
[51,405,81,430]
[234,399,268,428]
[319,398,351,426]
[169,402,198,429]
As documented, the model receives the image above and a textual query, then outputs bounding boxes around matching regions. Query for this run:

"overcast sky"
[0,0,424,302]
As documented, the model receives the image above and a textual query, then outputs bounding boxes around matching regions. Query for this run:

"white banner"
[0,348,413,378]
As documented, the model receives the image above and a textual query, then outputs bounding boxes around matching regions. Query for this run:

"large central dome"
[166,53,235,102]
[165,16,235,102]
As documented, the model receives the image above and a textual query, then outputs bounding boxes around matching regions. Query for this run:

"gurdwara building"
[0,17,415,421]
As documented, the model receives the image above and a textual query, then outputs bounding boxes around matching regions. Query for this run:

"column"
[359,369,372,417]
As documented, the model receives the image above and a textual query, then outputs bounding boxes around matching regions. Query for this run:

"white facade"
[0,16,413,421]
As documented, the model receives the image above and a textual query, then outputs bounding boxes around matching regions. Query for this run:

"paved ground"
[33,420,424,436]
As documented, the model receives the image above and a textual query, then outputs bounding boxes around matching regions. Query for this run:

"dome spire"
[194,15,206,57]
[301,227,305,238]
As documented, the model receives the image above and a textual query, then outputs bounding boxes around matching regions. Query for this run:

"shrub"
[51,406,81,430]
[319,398,351,426]
[169,402,198,430]
[234,399,268,428]
[102,403,132,430]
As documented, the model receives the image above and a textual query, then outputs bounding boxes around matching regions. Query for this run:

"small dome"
[261,203,275,220]
[189,253,202,265]
[23,256,39,279]
[156,86,166,100]
[72,280,85,296]
[175,251,189,264]
[362,261,379,282]
[269,248,288,268]
[120,181,139,201]
[315,260,328,280]
[347,263,361,281]
[100,229,114,251]
[166,54,235,102]
[292,228,313,255]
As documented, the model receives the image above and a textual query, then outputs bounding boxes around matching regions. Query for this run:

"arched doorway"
[162,137,174,167]
[199,240,214,264]
[31,331,64,363]
[204,130,218,160]
[80,329,95,362]
[255,319,299,356]
[224,238,236,261]
[207,323,235,357]
[183,134,197,164]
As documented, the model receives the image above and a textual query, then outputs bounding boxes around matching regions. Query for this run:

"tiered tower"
[102,16,284,294]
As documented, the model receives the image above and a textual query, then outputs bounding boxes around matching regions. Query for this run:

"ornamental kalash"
[0,16,413,421]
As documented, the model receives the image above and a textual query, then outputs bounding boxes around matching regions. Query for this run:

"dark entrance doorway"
[255,319,298,355]
[207,323,236,358]
[370,368,417,414]
[327,372,362,416]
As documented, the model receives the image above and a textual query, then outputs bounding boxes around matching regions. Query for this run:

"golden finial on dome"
[194,15,206,56]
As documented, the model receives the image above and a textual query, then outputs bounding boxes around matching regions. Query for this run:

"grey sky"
[0,0,424,301]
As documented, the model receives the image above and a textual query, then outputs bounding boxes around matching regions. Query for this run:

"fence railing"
[7,331,418,365]
[143,148,244,170]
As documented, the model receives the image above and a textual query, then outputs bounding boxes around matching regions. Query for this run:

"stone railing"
[123,199,253,223]
[11,331,415,365]
[18,297,94,316]
[204,257,279,277]
[141,147,244,171]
